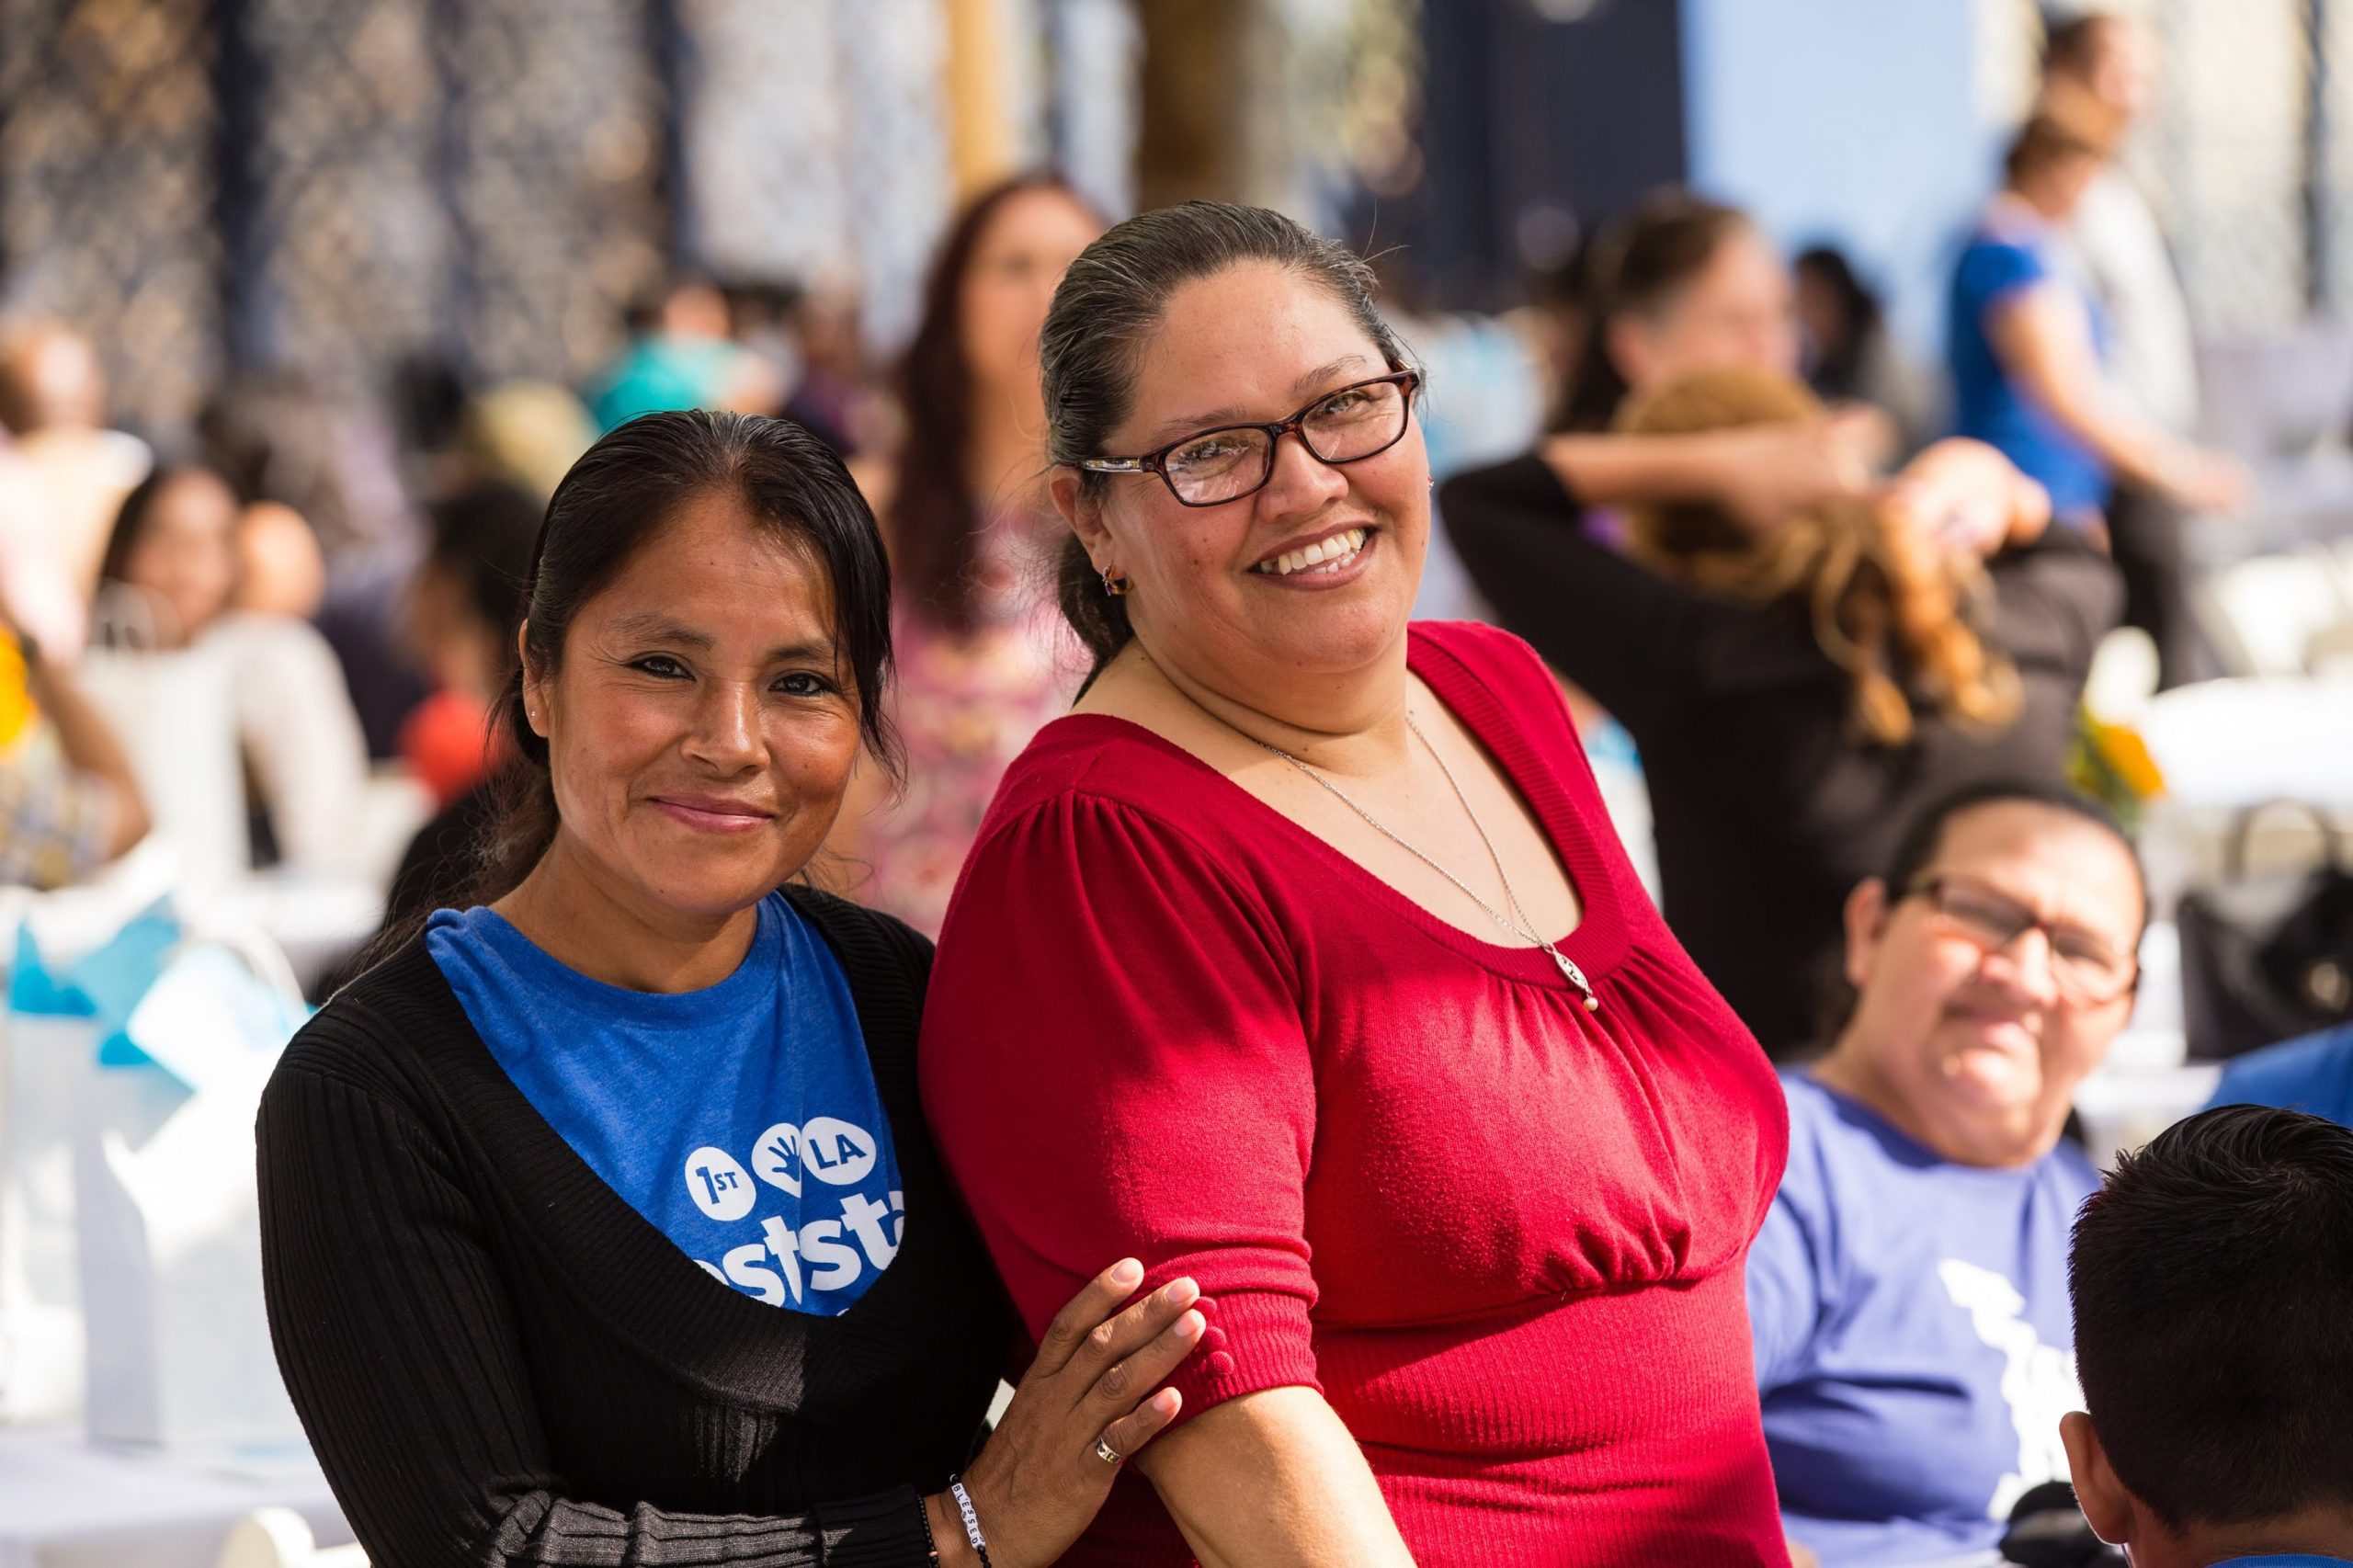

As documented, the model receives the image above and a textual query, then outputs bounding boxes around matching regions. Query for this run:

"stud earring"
[1100,570,1131,597]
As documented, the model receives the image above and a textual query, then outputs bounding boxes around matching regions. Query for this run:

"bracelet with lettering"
[947,1476,992,1568]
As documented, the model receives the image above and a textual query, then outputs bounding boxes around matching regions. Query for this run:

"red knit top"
[919,621,1791,1567]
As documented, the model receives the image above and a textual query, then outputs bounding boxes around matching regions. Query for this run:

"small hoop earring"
[1100,571,1131,598]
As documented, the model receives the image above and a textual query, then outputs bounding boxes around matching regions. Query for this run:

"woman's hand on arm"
[933,1258,1206,1568]
[1882,437,2052,557]
[1133,1386,1415,1568]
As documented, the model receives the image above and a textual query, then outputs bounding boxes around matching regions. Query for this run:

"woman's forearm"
[28,660,149,857]
[1134,1387,1415,1568]
[1986,289,2185,494]
[1541,431,1741,506]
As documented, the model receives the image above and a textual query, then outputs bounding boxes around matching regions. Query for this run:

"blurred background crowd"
[4,0,2353,1563]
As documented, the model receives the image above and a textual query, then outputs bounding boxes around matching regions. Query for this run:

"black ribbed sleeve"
[257,887,1008,1567]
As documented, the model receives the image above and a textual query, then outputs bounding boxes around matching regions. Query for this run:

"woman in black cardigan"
[258,411,1204,1568]
[1443,369,2123,1061]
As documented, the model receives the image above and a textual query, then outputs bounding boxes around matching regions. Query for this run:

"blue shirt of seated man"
[1748,1073,2098,1568]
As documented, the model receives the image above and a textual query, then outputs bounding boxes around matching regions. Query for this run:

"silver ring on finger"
[1093,1434,1125,1467]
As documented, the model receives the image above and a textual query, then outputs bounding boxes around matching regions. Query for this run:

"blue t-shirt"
[1947,221,2112,522]
[2215,1557,2353,1566]
[426,892,902,1315]
[1747,1073,2099,1568]
[2208,1023,2353,1127]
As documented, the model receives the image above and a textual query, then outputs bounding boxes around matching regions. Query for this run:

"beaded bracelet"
[916,1489,940,1565]
[947,1476,993,1567]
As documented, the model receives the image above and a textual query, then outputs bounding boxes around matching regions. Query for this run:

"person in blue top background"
[1948,114,2241,536]
[2206,1021,2353,1129]
[2063,1104,2353,1568]
[1747,778,2148,1567]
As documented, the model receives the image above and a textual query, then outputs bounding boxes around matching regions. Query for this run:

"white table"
[0,1427,347,1568]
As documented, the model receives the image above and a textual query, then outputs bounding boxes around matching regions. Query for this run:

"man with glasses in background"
[1743,778,2147,1568]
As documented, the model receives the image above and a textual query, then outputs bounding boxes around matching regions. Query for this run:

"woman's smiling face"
[1064,258,1430,698]
[524,487,865,922]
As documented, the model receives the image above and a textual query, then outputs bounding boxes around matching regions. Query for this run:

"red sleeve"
[919,787,1320,1426]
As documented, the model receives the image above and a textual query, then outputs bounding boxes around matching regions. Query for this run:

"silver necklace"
[1254,712,1599,1011]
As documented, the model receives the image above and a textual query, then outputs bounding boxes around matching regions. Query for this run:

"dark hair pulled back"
[475,409,900,903]
[1038,200,1411,683]
[1558,192,1754,433]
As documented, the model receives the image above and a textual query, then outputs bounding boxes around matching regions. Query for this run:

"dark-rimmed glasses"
[1080,370,1421,507]
[1905,874,2140,1005]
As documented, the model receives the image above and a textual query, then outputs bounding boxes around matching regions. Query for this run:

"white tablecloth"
[0,1427,347,1568]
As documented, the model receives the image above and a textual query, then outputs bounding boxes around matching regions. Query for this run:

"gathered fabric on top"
[921,619,1791,1568]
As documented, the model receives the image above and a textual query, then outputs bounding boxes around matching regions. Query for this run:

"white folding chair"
[2195,548,2353,676]
[217,1507,366,1568]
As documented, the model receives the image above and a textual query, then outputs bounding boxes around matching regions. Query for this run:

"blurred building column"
[0,0,225,436]
[677,0,951,358]
[1045,0,1142,219]
[1134,0,1249,208]
[677,0,855,289]
[837,0,955,354]
[1132,0,1403,235]
[947,0,1052,199]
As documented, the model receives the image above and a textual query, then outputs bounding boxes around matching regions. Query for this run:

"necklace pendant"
[1545,945,1601,1011]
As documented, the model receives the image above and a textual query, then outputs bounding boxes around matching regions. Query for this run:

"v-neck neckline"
[1048,625,1632,994]
[381,887,960,1408]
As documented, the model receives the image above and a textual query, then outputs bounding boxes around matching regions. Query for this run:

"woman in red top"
[918,203,1792,1567]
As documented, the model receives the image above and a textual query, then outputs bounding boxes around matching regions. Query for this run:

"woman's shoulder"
[1409,619,1611,763]
[208,609,341,663]
[1956,221,2052,293]
[266,932,468,1131]
[956,718,1285,926]
[984,710,1223,831]
[1408,618,1554,688]
[779,884,934,1005]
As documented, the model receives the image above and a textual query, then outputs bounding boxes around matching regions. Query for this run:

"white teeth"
[1258,528,1368,577]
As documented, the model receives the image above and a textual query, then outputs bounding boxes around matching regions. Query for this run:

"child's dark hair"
[2071,1103,2353,1530]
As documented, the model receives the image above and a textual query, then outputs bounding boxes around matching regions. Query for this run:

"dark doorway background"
[1396,0,1688,311]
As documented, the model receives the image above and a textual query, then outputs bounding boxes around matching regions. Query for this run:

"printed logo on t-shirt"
[1938,1257,2081,1520]
[684,1146,758,1221]
[686,1115,904,1314]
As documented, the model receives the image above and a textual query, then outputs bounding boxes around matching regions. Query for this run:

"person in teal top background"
[2063,1105,2353,1568]
[587,278,777,432]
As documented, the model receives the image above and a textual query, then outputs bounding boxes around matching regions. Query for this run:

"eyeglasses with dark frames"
[1079,370,1421,507]
[1904,874,2140,1005]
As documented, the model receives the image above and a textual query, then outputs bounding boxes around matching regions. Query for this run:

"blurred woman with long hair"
[1444,366,2123,1058]
[844,174,1104,934]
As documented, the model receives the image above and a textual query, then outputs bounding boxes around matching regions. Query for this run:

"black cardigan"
[257,886,1011,1566]
[1441,454,2125,1059]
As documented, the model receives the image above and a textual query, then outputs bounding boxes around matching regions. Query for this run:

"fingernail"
[1162,1277,1199,1308]
[1110,1258,1142,1287]
[1175,1309,1204,1340]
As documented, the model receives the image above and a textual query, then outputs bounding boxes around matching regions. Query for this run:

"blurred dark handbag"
[2000,1481,2124,1566]
[2177,800,2353,1061]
